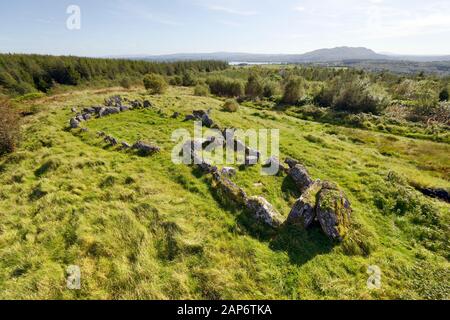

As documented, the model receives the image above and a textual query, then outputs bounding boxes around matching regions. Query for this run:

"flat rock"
[246,196,284,228]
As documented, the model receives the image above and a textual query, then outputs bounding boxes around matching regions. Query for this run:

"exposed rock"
[81,127,88,132]
[184,114,197,121]
[105,95,122,107]
[171,112,180,118]
[131,100,142,108]
[82,107,96,114]
[201,113,214,128]
[246,196,284,228]
[132,141,160,155]
[202,136,225,150]
[193,154,217,173]
[221,167,237,177]
[104,136,118,146]
[143,100,152,108]
[212,172,247,206]
[70,118,80,129]
[288,163,313,194]
[316,185,352,242]
[119,106,130,112]
[415,186,450,203]
[285,157,299,169]
[193,110,208,118]
[287,180,322,228]
[97,131,105,137]
[75,115,85,122]
[71,107,77,113]
[263,157,287,175]
[121,142,131,149]
[82,113,91,121]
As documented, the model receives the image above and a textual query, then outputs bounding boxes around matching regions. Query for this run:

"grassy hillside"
[0,86,448,299]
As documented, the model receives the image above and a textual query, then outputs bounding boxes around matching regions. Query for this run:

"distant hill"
[116,47,450,63]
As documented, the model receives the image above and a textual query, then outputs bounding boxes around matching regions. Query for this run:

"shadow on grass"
[206,172,335,266]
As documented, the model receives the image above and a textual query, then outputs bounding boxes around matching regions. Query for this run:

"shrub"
[169,75,183,86]
[245,74,264,99]
[222,99,239,112]
[143,73,168,94]
[316,77,388,114]
[182,72,197,87]
[120,77,132,89]
[263,81,280,98]
[207,78,244,97]
[0,98,20,155]
[439,88,449,101]
[282,76,305,104]
[194,84,209,96]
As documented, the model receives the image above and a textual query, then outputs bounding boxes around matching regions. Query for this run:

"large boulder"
[287,180,322,228]
[246,196,284,228]
[288,163,313,194]
[201,113,214,128]
[212,172,247,206]
[221,167,237,177]
[316,185,352,242]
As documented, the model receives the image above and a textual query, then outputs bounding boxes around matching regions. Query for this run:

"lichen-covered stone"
[246,196,284,228]
[287,180,323,228]
[317,187,352,242]
[212,172,247,206]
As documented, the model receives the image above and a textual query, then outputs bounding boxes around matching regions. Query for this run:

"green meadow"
[0,85,448,299]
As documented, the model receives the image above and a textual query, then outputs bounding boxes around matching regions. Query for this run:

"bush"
[222,99,239,112]
[207,78,244,97]
[263,81,280,98]
[194,84,209,96]
[439,88,449,101]
[182,72,197,87]
[245,74,264,99]
[282,77,305,104]
[316,76,388,114]
[120,77,132,89]
[0,98,20,155]
[143,73,168,94]
[169,75,183,86]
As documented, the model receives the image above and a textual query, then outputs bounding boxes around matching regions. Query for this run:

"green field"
[0,86,448,299]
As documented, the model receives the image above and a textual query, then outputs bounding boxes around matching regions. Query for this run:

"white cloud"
[207,5,258,16]
[293,6,306,12]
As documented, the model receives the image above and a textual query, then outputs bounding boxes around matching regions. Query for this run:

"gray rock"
[316,185,352,242]
[71,107,77,113]
[82,107,96,114]
[201,113,214,128]
[171,112,180,118]
[82,113,91,121]
[212,172,248,206]
[121,141,131,149]
[143,100,152,108]
[105,95,122,107]
[285,157,300,169]
[104,136,118,146]
[75,115,85,122]
[131,100,142,108]
[220,167,237,177]
[244,155,259,166]
[97,131,105,137]
[184,114,197,121]
[287,180,323,228]
[70,118,80,129]
[81,127,89,132]
[132,141,160,155]
[246,196,284,228]
[288,163,313,194]
[119,106,130,112]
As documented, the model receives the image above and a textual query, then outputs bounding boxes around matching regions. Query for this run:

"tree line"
[0,54,228,96]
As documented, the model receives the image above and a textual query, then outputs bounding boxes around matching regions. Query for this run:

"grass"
[0,86,448,299]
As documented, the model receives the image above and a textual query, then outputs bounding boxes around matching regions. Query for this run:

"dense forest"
[0,54,228,96]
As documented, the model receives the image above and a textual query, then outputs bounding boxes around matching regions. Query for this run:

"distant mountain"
[116,47,450,63]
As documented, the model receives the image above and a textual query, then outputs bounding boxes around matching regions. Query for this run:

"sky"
[1,0,450,56]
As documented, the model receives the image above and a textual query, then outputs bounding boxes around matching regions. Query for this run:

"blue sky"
[1,0,450,56]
